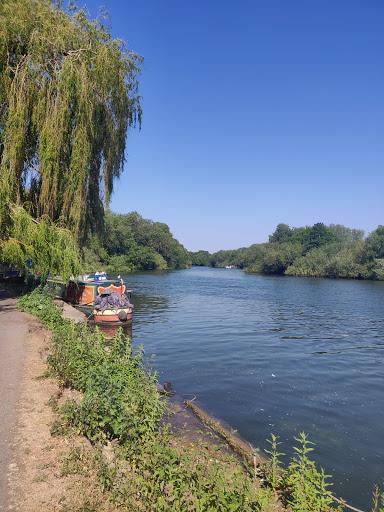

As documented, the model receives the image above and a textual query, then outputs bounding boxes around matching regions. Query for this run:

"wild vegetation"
[2,1,383,510]
[190,223,384,280]
[0,0,142,279]
[83,210,191,272]
[18,285,384,511]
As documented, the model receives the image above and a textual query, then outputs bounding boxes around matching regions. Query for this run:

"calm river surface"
[116,267,384,509]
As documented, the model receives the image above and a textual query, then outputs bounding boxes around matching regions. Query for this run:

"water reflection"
[97,323,132,340]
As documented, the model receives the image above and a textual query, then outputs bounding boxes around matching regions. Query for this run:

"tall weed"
[261,432,341,512]
[18,284,63,328]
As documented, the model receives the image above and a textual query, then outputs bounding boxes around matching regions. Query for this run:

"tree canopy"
[0,0,142,278]
[83,211,191,272]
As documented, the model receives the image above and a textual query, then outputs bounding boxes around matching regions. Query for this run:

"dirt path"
[0,289,28,511]
[0,290,87,511]
[5,311,94,511]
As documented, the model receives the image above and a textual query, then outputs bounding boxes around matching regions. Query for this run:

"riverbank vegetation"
[190,223,384,280]
[17,285,382,511]
[18,287,273,510]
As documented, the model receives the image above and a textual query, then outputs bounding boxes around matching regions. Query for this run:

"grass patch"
[32,473,48,483]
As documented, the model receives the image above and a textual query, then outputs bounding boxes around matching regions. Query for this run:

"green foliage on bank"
[261,432,341,512]
[83,211,191,272]
[190,223,384,280]
[0,206,83,280]
[18,287,165,445]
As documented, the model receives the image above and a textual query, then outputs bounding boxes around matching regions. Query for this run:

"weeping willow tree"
[0,0,142,279]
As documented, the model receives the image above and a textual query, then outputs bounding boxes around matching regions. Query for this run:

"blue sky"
[84,0,383,253]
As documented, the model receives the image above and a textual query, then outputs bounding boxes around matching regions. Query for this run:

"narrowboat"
[0,264,21,282]
[47,273,134,325]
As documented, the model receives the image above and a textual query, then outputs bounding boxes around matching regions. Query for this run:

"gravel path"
[0,289,27,511]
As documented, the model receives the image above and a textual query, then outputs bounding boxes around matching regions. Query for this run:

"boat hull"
[91,309,133,324]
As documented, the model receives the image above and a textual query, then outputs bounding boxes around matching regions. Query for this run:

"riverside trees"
[193,223,384,281]
[0,0,142,278]
[83,211,191,272]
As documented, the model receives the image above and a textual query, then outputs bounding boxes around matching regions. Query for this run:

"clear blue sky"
[84,0,383,253]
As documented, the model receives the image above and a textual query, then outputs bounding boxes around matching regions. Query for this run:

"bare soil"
[7,316,95,511]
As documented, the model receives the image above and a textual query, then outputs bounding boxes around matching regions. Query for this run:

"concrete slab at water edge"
[56,300,87,323]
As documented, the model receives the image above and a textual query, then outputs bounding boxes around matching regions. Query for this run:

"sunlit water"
[113,267,384,509]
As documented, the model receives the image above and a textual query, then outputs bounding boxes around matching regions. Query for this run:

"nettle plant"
[19,286,164,447]
[50,323,165,446]
[261,432,341,512]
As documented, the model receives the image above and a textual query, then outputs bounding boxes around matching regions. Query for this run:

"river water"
[115,267,384,509]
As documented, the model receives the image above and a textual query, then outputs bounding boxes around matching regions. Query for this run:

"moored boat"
[91,287,133,324]
[47,273,134,326]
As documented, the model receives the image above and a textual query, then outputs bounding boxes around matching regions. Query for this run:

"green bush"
[18,284,63,328]
[261,433,341,512]
[18,287,165,445]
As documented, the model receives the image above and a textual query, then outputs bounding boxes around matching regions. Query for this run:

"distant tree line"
[83,211,191,272]
[189,223,384,280]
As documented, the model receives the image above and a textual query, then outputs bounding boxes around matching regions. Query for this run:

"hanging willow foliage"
[0,0,142,278]
[1,205,83,279]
